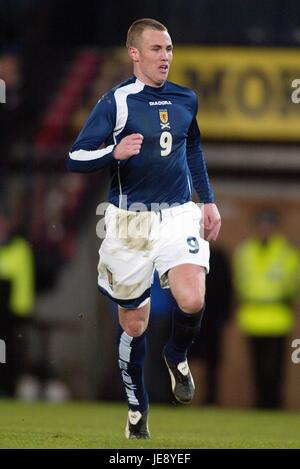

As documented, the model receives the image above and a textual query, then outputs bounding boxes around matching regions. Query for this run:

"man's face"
[130,28,173,86]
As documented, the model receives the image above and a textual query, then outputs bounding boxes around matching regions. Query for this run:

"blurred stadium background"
[1,0,300,421]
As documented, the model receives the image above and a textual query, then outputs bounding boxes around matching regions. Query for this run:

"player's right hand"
[113,133,144,160]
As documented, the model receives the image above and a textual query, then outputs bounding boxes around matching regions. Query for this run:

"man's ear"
[128,46,139,63]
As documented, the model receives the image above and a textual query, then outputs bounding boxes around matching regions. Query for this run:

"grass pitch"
[0,400,299,449]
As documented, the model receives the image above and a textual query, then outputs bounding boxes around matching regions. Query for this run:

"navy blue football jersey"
[68,75,214,209]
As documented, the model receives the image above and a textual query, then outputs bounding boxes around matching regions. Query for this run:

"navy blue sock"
[164,305,204,365]
[118,326,148,412]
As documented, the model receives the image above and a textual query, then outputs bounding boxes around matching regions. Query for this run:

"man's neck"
[134,73,165,88]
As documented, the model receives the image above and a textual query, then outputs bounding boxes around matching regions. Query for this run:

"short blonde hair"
[126,18,168,48]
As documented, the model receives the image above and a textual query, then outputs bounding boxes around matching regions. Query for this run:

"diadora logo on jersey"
[149,100,172,106]
[159,109,170,129]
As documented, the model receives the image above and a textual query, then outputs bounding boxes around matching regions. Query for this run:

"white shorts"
[98,201,210,308]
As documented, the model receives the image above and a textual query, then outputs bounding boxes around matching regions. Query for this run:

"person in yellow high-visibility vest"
[0,206,35,397]
[233,210,300,408]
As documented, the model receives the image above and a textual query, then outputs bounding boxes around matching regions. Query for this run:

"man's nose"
[160,50,169,60]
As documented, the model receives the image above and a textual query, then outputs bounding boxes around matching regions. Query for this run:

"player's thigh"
[155,202,209,285]
[168,264,206,312]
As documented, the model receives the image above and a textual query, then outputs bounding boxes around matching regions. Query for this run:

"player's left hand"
[203,203,221,241]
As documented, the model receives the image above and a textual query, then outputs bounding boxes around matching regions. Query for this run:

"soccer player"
[67,18,221,439]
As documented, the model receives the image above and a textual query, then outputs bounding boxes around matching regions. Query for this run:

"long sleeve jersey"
[68,75,214,210]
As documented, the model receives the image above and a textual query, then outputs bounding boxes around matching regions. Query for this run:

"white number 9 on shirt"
[160,131,172,157]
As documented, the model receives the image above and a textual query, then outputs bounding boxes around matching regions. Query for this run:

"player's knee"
[123,321,147,337]
[178,294,205,314]
[119,302,150,337]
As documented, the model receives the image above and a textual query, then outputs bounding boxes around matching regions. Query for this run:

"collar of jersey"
[133,75,167,92]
